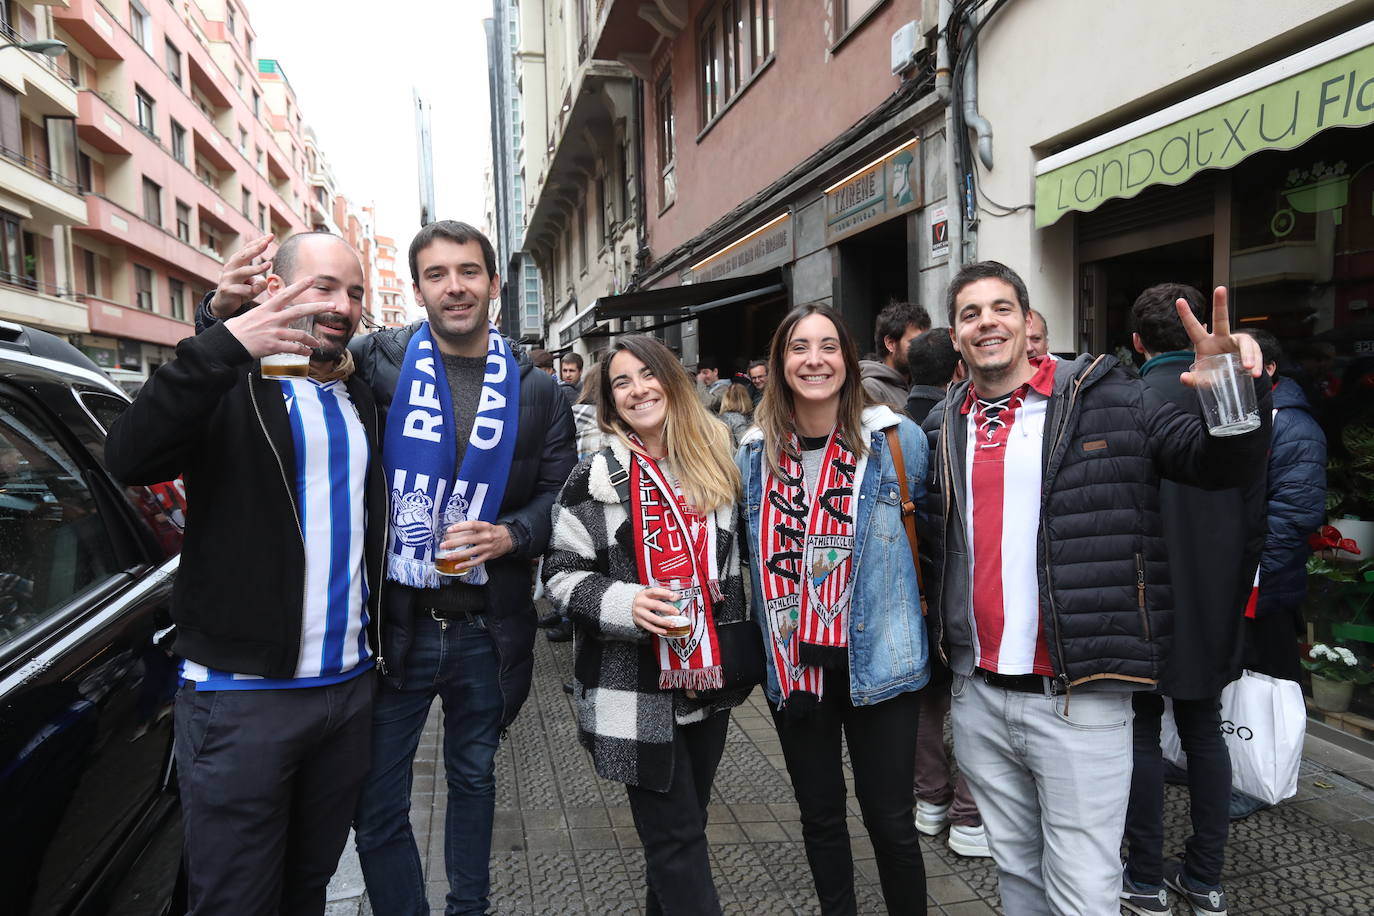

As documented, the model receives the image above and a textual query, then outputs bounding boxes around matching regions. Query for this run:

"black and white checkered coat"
[543,437,752,791]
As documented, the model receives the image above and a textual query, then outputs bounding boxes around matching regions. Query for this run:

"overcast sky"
[244,0,494,287]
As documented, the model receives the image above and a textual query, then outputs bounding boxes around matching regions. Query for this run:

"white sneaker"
[914,799,951,835]
[947,822,992,858]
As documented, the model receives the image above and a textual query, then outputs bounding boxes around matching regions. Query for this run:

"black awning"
[592,268,787,322]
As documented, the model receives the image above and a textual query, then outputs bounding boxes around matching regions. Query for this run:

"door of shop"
[836,216,911,355]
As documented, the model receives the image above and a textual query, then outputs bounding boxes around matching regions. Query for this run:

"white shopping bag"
[1158,670,1305,806]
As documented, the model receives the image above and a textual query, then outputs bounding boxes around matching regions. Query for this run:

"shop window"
[141,177,161,227]
[165,40,182,87]
[169,278,186,321]
[655,72,675,207]
[170,120,186,165]
[698,0,775,128]
[0,392,122,644]
[134,86,155,136]
[135,265,154,311]
[175,201,190,243]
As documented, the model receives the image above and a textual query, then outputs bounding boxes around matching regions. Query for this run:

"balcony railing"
[0,21,77,86]
[0,143,80,193]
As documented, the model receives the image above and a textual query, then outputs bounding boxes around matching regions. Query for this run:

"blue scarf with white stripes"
[383,322,521,587]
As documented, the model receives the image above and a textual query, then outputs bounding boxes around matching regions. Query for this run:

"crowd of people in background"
[118,219,1335,916]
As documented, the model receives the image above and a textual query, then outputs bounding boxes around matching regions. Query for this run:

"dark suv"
[0,322,184,915]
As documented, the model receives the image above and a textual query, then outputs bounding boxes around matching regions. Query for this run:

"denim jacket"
[736,405,930,708]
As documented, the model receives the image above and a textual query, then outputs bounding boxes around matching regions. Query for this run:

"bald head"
[273,231,360,286]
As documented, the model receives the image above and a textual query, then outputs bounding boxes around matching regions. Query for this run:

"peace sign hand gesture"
[223,276,327,360]
[1176,286,1264,388]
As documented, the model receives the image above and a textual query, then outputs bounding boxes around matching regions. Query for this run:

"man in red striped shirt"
[924,261,1269,916]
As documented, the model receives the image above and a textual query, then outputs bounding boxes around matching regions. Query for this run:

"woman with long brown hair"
[737,303,932,914]
[544,335,756,915]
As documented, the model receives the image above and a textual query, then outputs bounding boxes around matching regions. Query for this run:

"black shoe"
[545,619,574,642]
[537,611,563,628]
[1163,859,1227,915]
[562,680,574,695]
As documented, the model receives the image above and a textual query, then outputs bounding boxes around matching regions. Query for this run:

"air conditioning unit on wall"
[891,20,924,76]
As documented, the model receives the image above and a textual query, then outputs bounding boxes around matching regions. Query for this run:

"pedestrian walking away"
[109,233,385,916]
[738,303,931,916]
[544,335,759,916]
[924,261,1271,916]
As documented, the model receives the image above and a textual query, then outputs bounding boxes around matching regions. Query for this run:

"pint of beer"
[260,313,315,378]
[657,579,692,638]
[434,500,474,578]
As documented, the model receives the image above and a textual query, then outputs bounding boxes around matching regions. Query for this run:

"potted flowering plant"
[1301,643,1373,712]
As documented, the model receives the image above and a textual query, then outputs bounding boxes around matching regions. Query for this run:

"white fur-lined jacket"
[542,437,752,791]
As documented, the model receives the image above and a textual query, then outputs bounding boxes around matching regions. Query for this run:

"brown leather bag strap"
[884,426,926,616]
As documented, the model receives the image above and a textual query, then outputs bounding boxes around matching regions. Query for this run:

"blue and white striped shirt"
[182,377,372,690]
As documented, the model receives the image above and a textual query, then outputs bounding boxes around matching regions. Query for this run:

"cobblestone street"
[327,628,1374,915]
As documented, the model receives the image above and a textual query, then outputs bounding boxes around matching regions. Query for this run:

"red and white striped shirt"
[960,357,1056,675]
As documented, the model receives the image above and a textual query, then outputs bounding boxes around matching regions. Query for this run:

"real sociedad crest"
[392,488,434,547]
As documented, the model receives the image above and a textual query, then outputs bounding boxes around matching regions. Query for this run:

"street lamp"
[1,39,67,58]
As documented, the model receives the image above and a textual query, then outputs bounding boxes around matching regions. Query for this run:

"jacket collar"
[1139,350,1192,376]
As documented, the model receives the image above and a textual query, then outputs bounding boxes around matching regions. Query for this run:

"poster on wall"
[929,205,950,260]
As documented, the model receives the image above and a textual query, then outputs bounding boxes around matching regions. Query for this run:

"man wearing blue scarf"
[346,222,574,916]
[199,221,575,916]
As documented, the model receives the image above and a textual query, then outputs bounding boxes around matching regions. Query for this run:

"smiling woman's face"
[782,313,846,407]
[609,349,666,441]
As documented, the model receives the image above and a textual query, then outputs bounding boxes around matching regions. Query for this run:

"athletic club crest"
[804,534,854,626]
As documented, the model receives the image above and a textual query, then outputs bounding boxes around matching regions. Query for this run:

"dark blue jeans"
[354,615,503,916]
[1125,693,1231,887]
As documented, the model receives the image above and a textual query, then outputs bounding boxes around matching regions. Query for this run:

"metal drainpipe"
[961,11,994,264]
[935,0,963,273]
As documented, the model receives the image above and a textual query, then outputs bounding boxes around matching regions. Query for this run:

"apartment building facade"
[515,1,947,373]
[374,233,408,328]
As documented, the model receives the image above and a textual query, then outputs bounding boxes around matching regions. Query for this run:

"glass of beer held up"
[655,578,693,638]
[434,502,475,578]
[260,313,314,378]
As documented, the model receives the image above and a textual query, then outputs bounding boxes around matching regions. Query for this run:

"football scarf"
[383,322,520,588]
[758,429,858,710]
[628,441,724,691]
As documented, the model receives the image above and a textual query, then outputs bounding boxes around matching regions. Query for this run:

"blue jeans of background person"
[354,615,503,916]
[1125,693,1231,887]
[951,674,1133,916]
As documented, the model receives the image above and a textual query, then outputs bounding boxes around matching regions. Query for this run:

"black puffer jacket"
[349,322,576,728]
[1140,354,1266,699]
[1258,376,1328,615]
[924,354,1271,689]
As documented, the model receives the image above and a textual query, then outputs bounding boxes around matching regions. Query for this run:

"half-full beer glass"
[260,314,313,378]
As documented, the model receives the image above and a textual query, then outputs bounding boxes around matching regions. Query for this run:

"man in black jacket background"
[113,233,385,915]
[1121,284,1267,916]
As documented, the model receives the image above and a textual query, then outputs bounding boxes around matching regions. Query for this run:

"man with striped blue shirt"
[107,232,388,916]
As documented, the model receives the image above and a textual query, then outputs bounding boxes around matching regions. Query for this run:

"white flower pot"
[1311,674,1355,713]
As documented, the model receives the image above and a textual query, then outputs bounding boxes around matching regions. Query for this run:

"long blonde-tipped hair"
[755,303,870,479]
[597,336,741,512]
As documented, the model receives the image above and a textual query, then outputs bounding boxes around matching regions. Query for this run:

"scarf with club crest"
[383,322,520,588]
[758,429,857,712]
[627,439,724,691]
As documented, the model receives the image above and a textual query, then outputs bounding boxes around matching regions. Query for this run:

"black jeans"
[625,709,732,916]
[772,688,926,916]
[1125,692,1231,887]
[174,673,375,916]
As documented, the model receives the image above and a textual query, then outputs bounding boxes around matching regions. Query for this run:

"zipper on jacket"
[373,401,390,677]
[1039,359,1103,684]
[250,374,308,658]
[1135,551,1149,639]
[936,404,957,666]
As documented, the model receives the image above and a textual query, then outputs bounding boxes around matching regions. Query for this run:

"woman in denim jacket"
[735,303,931,915]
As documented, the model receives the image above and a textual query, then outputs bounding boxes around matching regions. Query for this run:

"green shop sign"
[1035,37,1374,227]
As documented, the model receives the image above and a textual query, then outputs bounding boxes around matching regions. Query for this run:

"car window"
[78,391,130,435]
[0,393,122,642]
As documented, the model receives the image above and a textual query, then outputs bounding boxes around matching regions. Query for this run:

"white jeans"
[951,673,1134,916]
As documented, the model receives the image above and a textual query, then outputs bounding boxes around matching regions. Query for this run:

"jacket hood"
[1272,375,1312,411]
[859,359,905,385]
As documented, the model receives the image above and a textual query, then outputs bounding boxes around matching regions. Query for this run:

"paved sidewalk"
[329,630,1374,915]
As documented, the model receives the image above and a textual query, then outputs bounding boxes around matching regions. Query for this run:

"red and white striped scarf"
[758,430,858,707]
[628,445,724,691]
